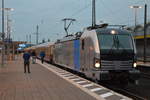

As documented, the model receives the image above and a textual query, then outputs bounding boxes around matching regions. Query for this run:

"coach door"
[74,40,80,71]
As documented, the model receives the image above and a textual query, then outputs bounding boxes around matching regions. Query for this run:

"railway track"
[137,65,150,79]
[110,87,146,100]
[46,62,147,100]
[141,72,150,79]
[36,58,149,100]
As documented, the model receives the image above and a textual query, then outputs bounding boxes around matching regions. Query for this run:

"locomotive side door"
[74,39,80,71]
[80,38,86,72]
[80,37,90,75]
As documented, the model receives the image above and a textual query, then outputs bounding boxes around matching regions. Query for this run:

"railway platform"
[137,61,150,67]
[137,62,150,67]
[137,57,150,67]
[0,55,131,100]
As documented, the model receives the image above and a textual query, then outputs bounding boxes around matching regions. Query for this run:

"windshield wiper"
[108,35,118,54]
[108,35,131,55]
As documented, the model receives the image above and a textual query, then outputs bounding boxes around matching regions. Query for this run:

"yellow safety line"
[134,34,150,39]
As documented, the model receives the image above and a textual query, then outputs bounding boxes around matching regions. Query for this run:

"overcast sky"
[0,0,150,43]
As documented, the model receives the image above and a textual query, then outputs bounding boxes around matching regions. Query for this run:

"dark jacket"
[40,52,45,58]
[23,52,31,61]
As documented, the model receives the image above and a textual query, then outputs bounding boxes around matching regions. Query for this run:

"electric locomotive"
[53,24,140,84]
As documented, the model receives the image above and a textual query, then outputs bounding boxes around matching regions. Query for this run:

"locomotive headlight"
[94,58,101,68]
[95,62,100,68]
[111,30,116,34]
[133,62,137,68]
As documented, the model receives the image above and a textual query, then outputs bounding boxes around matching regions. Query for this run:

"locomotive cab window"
[97,32,134,55]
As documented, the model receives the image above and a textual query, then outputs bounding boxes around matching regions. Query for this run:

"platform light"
[129,6,142,9]
[0,8,14,11]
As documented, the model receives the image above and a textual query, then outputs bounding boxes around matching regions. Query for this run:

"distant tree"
[134,25,143,32]
[48,38,50,42]
[146,22,150,28]
[146,23,150,33]
[126,27,133,31]
[42,39,45,43]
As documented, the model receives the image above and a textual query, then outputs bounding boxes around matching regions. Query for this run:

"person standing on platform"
[40,51,45,64]
[23,51,31,73]
[31,51,36,64]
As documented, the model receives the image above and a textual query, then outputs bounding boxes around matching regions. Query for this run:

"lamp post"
[129,5,142,46]
[29,34,31,44]
[1,0,5,66]
[5,8,13,61]
[36,25,39,45]
[4,8,14,40]
[143,3,147,63]
[33,25,39,45]
[26,34,28,43]
[92,0,96,27]
[130,6,142,32]
[0,8,14,62]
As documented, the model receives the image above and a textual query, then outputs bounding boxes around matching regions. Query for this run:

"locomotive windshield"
[97,33,134,54]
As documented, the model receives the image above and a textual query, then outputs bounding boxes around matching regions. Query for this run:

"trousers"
[24,60,30,73]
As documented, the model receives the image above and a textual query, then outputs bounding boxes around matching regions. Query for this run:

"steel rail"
[114,88,146,100]
[141,72,150,79]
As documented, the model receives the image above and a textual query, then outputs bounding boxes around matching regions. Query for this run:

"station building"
[0,41,26,60]
[126,22,150,60]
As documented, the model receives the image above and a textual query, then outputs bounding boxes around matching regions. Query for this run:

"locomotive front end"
[95,29,140,84]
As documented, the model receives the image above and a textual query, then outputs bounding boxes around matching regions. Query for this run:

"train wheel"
[129,79,139,85]
[119,79,129,88]
[94,79,100,84]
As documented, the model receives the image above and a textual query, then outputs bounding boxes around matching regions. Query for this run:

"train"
[25,24,140,85]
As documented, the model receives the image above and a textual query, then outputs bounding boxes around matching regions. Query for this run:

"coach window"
[82,39,85,50]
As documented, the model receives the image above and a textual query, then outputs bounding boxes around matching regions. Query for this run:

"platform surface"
[0,56,97,100]
[137,61,150,67]
[0,55,132,100]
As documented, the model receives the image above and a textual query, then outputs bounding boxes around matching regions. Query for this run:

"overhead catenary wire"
[118,16,148,26]
[99,0,150,26]
[68,0,149,31]
[40,1,91,39]
[70,3,91,17]
[69,0,145,25]
[38,0,149,42]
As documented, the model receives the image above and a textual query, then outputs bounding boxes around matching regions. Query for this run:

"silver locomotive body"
[53,28,140,83]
